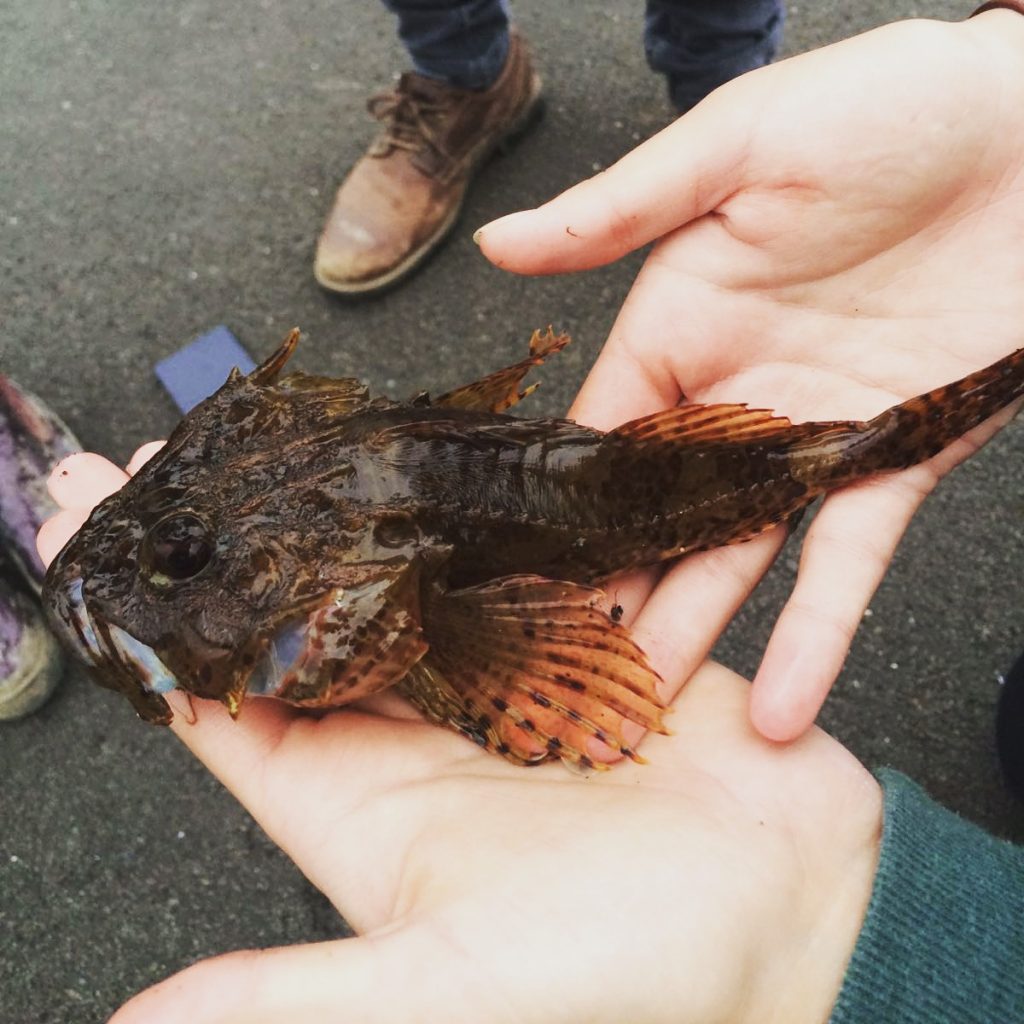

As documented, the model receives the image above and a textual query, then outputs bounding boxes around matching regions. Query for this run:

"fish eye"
[141,513,214,583]
[373,513,419,549]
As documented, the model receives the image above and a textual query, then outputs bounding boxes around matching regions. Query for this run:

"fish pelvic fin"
[400,574,668,770]
[433,327,571,413]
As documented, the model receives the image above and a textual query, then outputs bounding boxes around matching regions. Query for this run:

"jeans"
[379,0,784,108]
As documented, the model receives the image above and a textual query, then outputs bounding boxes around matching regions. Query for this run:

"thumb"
[108,926,467,1024]
[474,75,760,275]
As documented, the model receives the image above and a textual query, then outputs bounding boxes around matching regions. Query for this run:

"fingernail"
[472,228,483,245]
[477,211,525,237]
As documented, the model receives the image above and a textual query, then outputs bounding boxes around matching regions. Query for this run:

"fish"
[42,328,1024,770]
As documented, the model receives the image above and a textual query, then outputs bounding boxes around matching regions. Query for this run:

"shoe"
[314,29,543,297]
[0,561,63,721]
[996,648,1024,800]
[0,373,82,592]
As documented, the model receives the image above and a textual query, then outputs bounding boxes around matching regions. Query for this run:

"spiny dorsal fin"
[275,371,373,419]
[250,328,301,384]
[434,328,571,414]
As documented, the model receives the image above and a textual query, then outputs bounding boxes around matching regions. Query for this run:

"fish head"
[42,332,436,722]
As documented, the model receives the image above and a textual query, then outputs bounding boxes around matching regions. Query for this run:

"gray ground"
[2,1,1022,1021]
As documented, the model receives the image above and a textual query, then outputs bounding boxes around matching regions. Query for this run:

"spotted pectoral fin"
[255,563,429,709]
[400,574,669,769]
[433,328,570,413]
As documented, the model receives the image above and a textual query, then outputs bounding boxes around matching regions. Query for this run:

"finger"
[475,81,755,275]
[634,528,787,703]
[126,439,166,475]
[567,261,698,433]
[591,529,785,763]
[47,452,129,510]
[750,467,938,742]
[568,326,680,433]
[36,508,91,567]
[108,928,455,1024]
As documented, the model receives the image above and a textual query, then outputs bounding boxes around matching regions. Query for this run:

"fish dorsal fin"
[611,402,815,446]
[434,327,571,413]
[250,328,301,384]
[275,371,374,418]
[263,564,428,707]
[399,574,669,769]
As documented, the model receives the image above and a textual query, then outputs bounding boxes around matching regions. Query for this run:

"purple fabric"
[0,376,81,585]
[0,578,25,678]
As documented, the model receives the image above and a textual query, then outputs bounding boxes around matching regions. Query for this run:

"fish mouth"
[46,558,330,707]
[245,621,307,696]
[48,576,103,666]
[49,575,178,695]
[49,568,312,702]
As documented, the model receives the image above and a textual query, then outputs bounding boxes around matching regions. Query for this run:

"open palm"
[40,459,879,1024]
[479,12,1024,740]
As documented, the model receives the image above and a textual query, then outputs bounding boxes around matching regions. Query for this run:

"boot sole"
[0,613,63,721]
[315,77,546,299]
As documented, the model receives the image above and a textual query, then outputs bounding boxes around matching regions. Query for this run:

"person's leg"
[314,1,542,297]
[381,0,510,89]
[0,558,63,721]
[0,375,81,592]
[997,648,1024,800]
[0,376,80,719]
[644,0,784,113]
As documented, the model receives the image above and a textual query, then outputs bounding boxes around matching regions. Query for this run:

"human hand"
[40,452,881,1024]
[477,9,1024,742]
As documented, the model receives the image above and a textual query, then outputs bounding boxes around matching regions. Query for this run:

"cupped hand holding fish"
[40,464,881,1024]
[478,9,1024,741]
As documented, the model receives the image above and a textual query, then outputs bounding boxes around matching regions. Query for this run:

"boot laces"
[368,83,450,155]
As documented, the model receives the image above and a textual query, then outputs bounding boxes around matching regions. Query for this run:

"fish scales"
[42,327,1024,769]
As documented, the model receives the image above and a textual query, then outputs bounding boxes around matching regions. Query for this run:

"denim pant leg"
[644,0,785,111]
[380,0,511,89]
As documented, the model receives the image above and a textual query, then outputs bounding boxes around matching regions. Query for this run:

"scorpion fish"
[43,329,1024,769]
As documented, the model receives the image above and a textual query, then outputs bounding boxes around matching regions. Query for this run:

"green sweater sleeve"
[829,769,1024,1023]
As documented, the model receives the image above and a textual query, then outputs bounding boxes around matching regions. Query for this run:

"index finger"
[476,83,753,276]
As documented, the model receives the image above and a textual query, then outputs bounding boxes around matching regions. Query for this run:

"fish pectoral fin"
[400,574,668,770]
[433,327,570,413]
[271,563,429,707]
[610,402,854,447]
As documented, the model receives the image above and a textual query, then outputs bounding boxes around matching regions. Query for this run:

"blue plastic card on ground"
[154,325,257,414]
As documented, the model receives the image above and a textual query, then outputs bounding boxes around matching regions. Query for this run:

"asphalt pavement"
[2,1,1022,1021]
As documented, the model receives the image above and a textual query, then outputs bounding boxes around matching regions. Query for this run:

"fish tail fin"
[793,347,1024,487]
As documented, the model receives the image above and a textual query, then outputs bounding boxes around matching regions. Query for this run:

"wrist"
[745,773,883,1024]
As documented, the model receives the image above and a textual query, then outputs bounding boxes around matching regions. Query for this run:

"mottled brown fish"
[43,329,1024,769]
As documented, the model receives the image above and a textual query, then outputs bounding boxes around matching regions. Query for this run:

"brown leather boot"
[314,30,542,297]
